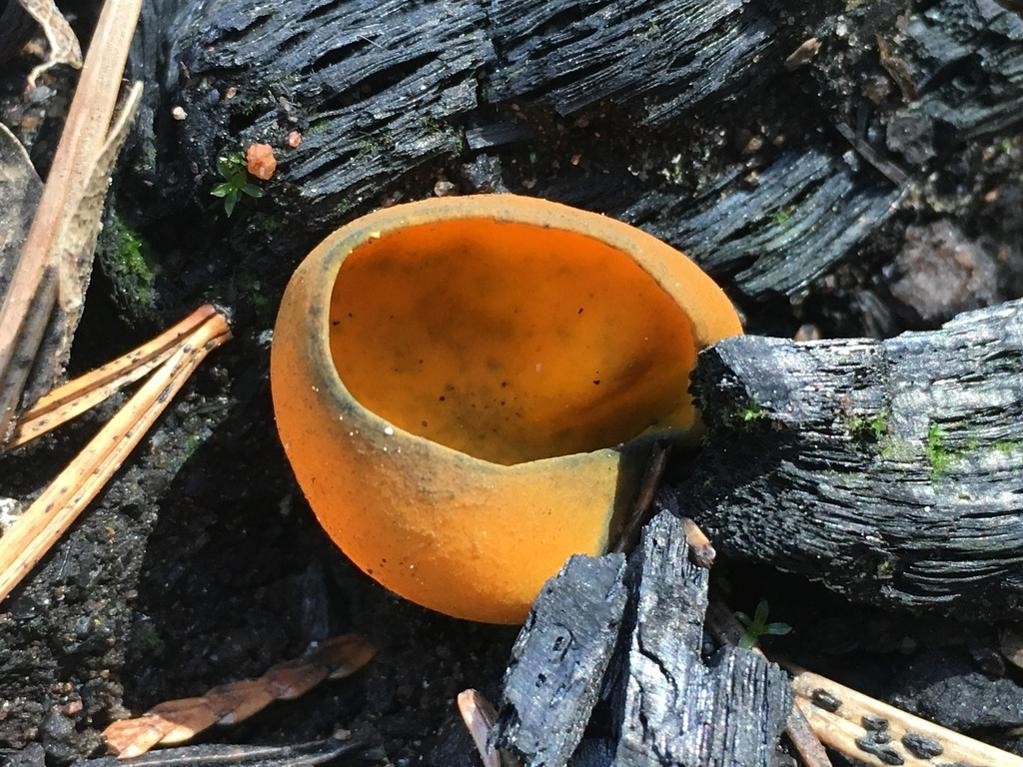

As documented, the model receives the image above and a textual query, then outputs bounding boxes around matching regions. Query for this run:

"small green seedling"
[739,398,766,424]
[210,152,264,217]
[735,599,792,649]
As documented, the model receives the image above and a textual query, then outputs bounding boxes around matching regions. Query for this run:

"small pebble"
[287,130,303,148]
[794,323,822,342]
[28,85,53,104]
[784,37,821,70]
[171,105,187,121]
[433,179,456,196]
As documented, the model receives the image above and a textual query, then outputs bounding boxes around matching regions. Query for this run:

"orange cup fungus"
[271,195,741,624]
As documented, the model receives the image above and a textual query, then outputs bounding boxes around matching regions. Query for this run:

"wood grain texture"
[676,299,1023,619]
[148,0,900,302]
[494,515,792,766]
[495,554,628,767]
[611,513,791,766]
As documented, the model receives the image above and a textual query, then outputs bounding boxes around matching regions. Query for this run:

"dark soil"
[1,0,1022,765]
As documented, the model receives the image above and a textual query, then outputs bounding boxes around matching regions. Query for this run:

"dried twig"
[681,517,716,569]
[103,636,377,759]
[612,442,671,553]
[788,663,1023,767]
[456,689,522,767]
[0,0,142,443]
[0,308,230,605]
[6,305,221,450]
[81,738,378,767]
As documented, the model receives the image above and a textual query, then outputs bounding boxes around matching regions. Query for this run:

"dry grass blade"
[788,663,1023,767]
[0,310,230,605]
[456,689,522,767]
[103,635,377,759]
[6,305,219,450]
[612,441,670,553]
[18,0,83,86]
[44,81,144,395]
[0,0,142,444]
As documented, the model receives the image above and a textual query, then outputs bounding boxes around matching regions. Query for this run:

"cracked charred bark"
[495,514,792,767]
[676,298,1023,620]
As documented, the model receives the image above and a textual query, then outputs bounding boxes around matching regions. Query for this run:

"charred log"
[133,0,906,308]
[620,149,905,300]
[676,298,1023,620]
[611,513,792,766]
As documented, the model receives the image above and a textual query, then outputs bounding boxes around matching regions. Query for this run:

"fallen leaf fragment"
[17,0,83,86]
[103,635,376,759]
[0,123,42,297]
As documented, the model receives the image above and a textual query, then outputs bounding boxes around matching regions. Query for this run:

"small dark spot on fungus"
[811,689,842,712]
[901,733,943,758]
[438,396,446,402]
[578,307,584,314]
[593,380,601,385]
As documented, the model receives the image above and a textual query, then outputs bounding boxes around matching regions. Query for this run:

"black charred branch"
[677,298,1023,620]
[494,513,792,767]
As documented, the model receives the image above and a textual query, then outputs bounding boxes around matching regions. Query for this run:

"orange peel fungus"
[271,195,741,623]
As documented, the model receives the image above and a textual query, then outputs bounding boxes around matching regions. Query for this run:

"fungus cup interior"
[328,218,696,466]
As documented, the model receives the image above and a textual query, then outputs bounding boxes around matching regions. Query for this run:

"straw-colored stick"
[0,0,143,439]
[6,305,220,450]
[0,311,230,605]
[794,698,934,767]
[789,663,1023,767]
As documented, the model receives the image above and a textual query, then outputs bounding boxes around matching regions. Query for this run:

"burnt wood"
[141,0,902,303]
[495,514,792,766]
[678,298,1023,619]
[495,554,628,767]
[612,513,792,766]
